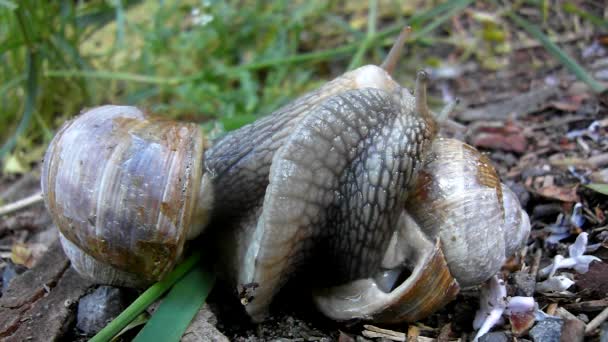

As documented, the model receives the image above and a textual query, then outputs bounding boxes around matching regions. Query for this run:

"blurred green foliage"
[0,0,605,173]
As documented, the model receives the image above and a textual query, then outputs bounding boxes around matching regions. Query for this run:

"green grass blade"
[89,251,202,342]
[410,0,473,41]
[347,0,378,70]
[0,74,26,98]
[110,313,149,342]
[563,2,608,29]
[0,51,39,160]
[507,11,606,94]
[584,183,608,196]
[133,266,215,342]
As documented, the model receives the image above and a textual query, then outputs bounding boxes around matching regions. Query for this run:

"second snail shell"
[41,57,530,323]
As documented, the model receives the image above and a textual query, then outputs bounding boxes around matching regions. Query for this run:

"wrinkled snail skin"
[41,106,207,287]
[205,69,438,321]
[204,65,402,222]
[313,138,530,323]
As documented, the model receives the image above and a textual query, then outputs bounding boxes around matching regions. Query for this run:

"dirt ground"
[1,15,608,342]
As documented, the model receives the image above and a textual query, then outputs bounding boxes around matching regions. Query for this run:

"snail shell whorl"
[406,138,530,287]
[41,105,207,286]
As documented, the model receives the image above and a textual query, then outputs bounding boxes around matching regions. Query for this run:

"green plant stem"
[89,251,202,342]
[0,51,38,160]
[0,5,40,160]
[44,69,180,85]
[506,11,606,93]
[348,0,378,70]
[45,1,474,87]
[133,266,215,342]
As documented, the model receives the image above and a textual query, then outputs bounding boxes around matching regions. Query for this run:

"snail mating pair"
[40,31,530,324]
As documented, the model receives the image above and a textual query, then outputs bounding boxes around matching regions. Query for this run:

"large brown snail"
[40,32,530,324]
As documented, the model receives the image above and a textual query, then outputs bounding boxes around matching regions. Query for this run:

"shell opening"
[312,212,460,323]
[373,266,412,293]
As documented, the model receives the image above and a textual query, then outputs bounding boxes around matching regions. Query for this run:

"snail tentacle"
[380,26,411,75]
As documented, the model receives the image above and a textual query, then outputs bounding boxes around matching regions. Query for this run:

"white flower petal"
[573,255,601,274]
[569,232,589,257]
[506,296,535,314]
[473,308,504,342]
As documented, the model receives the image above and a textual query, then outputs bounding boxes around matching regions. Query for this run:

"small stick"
[0,191,43,216]
[407,325,420,342]
[529,248,542,280]
[546,303,559,316]
[586,306,608,335]
[363,325,406,341]
[565,299,608,312]
[381,26,411,75]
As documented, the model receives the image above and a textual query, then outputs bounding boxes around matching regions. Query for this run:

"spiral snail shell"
[313,138,530,323]
[41,106,208,287]
[40,30,530,324]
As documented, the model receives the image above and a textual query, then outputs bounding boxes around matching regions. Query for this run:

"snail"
[313,138,530,323]
[41,105,209,287]
[40,30,530,324]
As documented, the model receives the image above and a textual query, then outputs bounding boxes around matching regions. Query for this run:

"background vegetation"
[0,0,605,170]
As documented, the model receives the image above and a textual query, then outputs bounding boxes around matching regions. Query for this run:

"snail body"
[41,31,530,324]
[313,138,530,323]
[207,72,438,320]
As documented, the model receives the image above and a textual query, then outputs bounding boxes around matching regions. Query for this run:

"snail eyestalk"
[414,70,432,123]
[381,26,411,75]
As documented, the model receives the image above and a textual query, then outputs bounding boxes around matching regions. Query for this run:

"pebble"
[76,286,130,335]
[531,203,563,221]
[600,322,608,342]
[560,319,585,342]
[529,318,563,342]
[478,331,511,342]
[507,182,530,208]
[2,261,27,292]
[182,305,229,342]
[509,271,536,297]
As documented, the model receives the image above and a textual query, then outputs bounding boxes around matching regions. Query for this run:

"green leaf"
[110,312,149,342]
[133,266,215,342]
[89,251,202,342]
[506,11,606,94]
[584,183,608,195]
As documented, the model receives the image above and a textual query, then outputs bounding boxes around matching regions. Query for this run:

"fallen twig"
[362,325,406,342]
[565,299,608,312]
[585,306,608,335]
[530,248,543,280]
[0,191,43,216]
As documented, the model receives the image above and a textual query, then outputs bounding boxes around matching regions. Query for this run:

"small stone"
[2,261,27,292]
[76,286,130,335]
[531,203,562,221]
[529,318,563,342]
[560,319,585,342]
[575,261,608,298]
[182,305,229,342]
[507,182,530,208]
[600,322,608,342]
[479,331,511,342]
[509,272,536,297]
